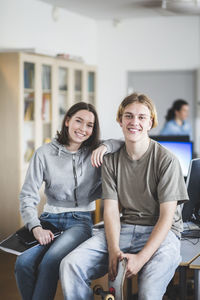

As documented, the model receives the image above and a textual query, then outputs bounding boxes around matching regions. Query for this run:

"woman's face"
[65,109,95,146]
[176,104,189,121]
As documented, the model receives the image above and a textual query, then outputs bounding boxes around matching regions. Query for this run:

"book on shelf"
[24,101,34,121]
[0,221,62,256]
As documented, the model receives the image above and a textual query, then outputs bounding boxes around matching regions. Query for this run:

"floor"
[0,250,195,300]
[0,250,107,300]
[0,251,63,300]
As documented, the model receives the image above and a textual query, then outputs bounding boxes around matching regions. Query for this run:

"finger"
[109,260,116,281]
[96,152,101,167]
[118,252,124,261]
[45,232,53,244]
[95,151,99,166]
[108,267,113,281]
[111,260,118,280]
[49,231,55,241]
[99,151,104,165]
[126,271,133,279]
[91,151,99,167]
[91,152,95,167]
[38,237,44,245]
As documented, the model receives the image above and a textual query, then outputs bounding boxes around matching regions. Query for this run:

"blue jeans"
[60,224,181,300]
[15,211,92,300]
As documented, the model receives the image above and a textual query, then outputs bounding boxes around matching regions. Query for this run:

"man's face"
[120,102,152,143]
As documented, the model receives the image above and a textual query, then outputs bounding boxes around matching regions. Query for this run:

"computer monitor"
[150,136,193,177]
[182,159,200,223]
[150,135,190,142]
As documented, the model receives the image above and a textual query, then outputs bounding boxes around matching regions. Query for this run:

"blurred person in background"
[160,99,192,140]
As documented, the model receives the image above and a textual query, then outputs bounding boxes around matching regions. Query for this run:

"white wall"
[96,17,200,142]
[0,0,97,64]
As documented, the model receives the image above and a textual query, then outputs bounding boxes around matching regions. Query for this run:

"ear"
[65,117,70,127]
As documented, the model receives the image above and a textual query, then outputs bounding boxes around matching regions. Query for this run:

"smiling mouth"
[128,128,140,133]
[75,131,86,138]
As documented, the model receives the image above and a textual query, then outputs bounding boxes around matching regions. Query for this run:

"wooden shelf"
[0,51,97,238]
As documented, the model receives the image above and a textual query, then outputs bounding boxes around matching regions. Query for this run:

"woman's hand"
[91,145,107,167]
[32,226,54,245]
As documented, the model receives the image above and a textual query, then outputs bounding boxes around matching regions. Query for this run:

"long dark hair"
[165,99,188,121]
[56,102,100,151]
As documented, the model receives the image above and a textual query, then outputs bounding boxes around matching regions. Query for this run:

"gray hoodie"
[20,139,123,230]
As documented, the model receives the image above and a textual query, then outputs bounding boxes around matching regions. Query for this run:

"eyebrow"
[124,112,150,116]
[76,116,94,125]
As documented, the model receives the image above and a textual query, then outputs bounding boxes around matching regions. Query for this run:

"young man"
[60,93,189,300]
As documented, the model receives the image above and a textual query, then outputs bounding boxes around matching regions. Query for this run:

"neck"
[175,117,183,126]
[125,136,150,160]
[65,142,81,152]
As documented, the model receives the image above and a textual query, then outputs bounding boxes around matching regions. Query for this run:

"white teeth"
[75,132,85,137]
[128,128,139,132]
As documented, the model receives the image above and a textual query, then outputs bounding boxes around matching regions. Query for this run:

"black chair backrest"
[182,158,200,223]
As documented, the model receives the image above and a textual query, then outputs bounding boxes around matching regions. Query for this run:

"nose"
[129,115,139,125]
[79,122,87,132]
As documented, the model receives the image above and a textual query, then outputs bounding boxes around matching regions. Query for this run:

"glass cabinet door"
[74,70,82,102]
[58,67,68,128]
[88,71,95,104]
[23,62,35,163]
[42,65,52,144]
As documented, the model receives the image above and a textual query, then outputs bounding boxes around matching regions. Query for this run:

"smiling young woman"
[14,101,122,300]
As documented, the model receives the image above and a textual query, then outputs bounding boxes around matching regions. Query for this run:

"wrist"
[137,250,150,264]
[31,225,41,232]
[108,245,120,254]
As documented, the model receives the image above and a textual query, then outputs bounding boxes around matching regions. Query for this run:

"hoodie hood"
[51,138,87,176]
[51,138,84,157]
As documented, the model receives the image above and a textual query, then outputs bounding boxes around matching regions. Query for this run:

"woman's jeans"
[15,211,92,300]
[60,224,181,300]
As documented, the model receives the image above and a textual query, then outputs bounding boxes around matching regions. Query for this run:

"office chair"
[182,158,200,223]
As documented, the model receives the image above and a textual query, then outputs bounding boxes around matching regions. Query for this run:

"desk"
[180,238,200,300]
[189,256,200,300]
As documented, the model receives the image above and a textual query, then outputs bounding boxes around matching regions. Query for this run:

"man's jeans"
[60,224,181,300]
[15,211,92,300]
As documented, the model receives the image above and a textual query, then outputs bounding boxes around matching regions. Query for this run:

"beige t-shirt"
[102,139,189,237]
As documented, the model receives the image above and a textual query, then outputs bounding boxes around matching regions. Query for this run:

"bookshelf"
[0,52,97,239]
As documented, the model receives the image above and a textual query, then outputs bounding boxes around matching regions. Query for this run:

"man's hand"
[91,145,107,167]
[32,226,54,245]
[108,248,123,281]
[119,252,146,278]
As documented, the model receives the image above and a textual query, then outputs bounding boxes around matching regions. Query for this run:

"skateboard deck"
[108,258,127,300]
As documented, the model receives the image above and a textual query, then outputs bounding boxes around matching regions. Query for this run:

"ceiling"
[37,0,179,20]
